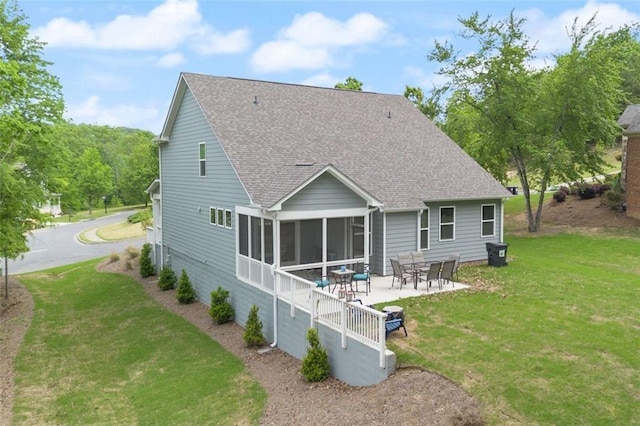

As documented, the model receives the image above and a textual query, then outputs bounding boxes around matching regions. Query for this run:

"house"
[618,104,640,220]
[149,73,512,385]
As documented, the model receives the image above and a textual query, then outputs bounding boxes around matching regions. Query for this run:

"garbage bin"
[486,242,509,267]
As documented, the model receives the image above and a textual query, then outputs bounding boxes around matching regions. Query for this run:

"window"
[250,216,262,260]
[420,209,429,249]
[238,214,248,256]
[481,204,496,237]
[225,209,232,229]
[439,206,455,241]
[217,208,224,227]
[199,142,206,177]
[209,207,217,225]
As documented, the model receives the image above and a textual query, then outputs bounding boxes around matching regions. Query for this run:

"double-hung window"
[420,209,429,249]
[439,206,455,241]
[199,142,206,177]
[481,204,496,237]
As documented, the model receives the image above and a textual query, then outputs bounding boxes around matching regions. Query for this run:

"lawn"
[12,260,266,425]
[388,232,640,424]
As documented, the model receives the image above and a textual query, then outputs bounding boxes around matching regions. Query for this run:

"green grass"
[389,232,640,424]
[13,260,266,425]
[53,204,147,223]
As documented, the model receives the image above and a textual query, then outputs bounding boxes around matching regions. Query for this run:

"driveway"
[6,211,146,275]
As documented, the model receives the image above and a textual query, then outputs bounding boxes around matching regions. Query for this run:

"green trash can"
[486,242,508,267]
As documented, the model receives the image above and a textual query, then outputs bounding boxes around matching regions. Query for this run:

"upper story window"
[481,204,496,237]
[439,206,455,241]
[199,142,206,177]
[420,209,429,249]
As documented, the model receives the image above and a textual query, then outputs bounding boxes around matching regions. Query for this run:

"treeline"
[47,123,158,215]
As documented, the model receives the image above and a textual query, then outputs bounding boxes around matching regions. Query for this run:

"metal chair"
[307,269,331,291]
[421,261,442,290]
[390,259,412,290]
[352,263,371,295]
[440,259,457,288]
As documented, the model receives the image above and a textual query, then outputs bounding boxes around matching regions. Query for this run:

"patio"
[333,274,470,306]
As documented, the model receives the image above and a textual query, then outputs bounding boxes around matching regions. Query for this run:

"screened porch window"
[238,214,273,264]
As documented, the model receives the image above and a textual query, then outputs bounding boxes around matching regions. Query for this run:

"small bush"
[158,266,177,290]
[301,328,330,382]
[553,191,566,203]
[209,287,234,324]
[125,245,139,259]
[243,305,265,347]
[577,184,596,200]
[140,243,155,277]
[176,269,196,304]
[109,252,120,263]
[127,208,152,224]
[125,261,133,270]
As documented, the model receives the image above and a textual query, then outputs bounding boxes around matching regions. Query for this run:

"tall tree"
[335,77,363,91]
[74,148,113,214]
[428,12,634,231]
[0,0,64,270]
[119,139,158,206]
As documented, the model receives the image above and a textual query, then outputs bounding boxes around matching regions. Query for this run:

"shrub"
[125,245,139,259]
[577,184,596,200]
[140,243,155,277]
[301,328,330,382]
[553,191,566,203]
[176,269,196,304]
[158,266,177,290]
[243,305,265,347]
[127,208,152,224]
[109,251,120,263]
[125,261,133,270]
[209,287,234,324]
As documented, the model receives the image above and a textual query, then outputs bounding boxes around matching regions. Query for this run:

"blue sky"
[20,0,640,133]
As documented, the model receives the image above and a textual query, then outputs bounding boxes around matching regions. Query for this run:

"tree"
[74,147,113,214]
[334,77,363,91]
[403,85,441,121]
[428,12,634,231]
[0,0,64,284]
[119,138,158,206]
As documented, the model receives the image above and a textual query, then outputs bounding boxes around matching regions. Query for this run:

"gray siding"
[161,88,250,282]
[283,173,366,210]
[383,200,504,273]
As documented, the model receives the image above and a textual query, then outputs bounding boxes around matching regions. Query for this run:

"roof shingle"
[172,73,510,210]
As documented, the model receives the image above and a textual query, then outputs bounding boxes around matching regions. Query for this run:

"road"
[5,211,146,275]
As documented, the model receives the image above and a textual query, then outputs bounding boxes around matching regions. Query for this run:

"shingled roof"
[161,73,511,210]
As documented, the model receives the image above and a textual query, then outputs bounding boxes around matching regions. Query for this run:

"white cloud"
[156,52,185,68]
[67,96,164,132]
[33,0,250,55]
[251,12,388,73]
[521,1,640,54]
[300,72,340,88]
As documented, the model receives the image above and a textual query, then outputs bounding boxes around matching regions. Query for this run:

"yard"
[2,194,639,424]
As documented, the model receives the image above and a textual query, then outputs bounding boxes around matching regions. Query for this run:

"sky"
[18,0,640,134]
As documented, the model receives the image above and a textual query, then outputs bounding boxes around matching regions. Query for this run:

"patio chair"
[352,263,371,295]
[420,261,442,290]
[448,253,461,281]
[390,258,412,290]
[440,259,457,288]
[307,269,331,291]
[398,252,414,269]
[385,312,407,338]
[411,251,430,274]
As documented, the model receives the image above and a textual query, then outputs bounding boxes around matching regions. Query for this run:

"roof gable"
[619,104,640,135]
[164,73,511,210]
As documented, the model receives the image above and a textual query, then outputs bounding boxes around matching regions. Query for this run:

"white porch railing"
[274,269,388,368]
[237,255,275,293]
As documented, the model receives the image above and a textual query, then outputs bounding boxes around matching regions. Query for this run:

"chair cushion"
[315,279,330,288]
[352,273,369,280]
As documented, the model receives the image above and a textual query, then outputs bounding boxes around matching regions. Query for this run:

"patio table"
[331,268,355,294]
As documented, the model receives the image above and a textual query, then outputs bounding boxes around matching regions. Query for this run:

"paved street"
[5,211,146,275]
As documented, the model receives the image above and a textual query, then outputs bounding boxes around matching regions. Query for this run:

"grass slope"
[13,260,266,425]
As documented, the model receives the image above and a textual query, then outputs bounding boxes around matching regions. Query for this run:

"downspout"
[157,143,164,267]
[500,198,505,243]
[270,216,280,348]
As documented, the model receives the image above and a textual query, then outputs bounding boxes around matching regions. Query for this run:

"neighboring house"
[618,104,640,220]
[38,193,62,217]
[149,73,512,385]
